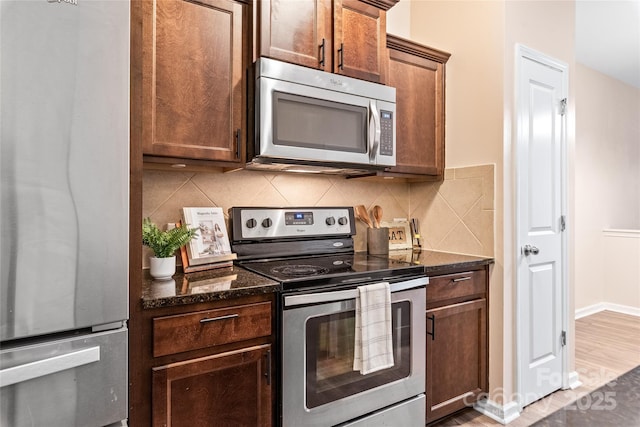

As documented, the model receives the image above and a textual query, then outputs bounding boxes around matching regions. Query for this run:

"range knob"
[262,218,273,228]
[325,216,336,226]
[338,216,348,226]
[246,218,257,229]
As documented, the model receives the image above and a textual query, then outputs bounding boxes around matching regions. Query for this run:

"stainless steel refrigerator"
[0,0,129,425]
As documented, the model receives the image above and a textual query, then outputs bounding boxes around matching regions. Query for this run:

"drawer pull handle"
[265,349,272,385]
[200,314,239,324]
[427,314,435,341]
[452,277,471,283]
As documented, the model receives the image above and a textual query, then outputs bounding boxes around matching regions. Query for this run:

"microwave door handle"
[369,100,381,163]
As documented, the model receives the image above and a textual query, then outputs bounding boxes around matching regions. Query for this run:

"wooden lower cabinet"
[152,344,272,427]
[426,299,487,422]
[426,266,489,424]
[128,293,275,426]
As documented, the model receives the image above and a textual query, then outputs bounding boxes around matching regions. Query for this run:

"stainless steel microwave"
[247,58,396,175]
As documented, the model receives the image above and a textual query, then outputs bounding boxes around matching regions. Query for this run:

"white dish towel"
[353,282,394,375]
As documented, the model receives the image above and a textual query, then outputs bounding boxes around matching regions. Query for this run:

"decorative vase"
[149,255,176,279]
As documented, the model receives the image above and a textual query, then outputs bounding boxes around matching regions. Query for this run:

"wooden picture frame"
[179,207,237,273]
[380,220,413,250]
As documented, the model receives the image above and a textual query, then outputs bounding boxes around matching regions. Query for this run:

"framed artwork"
[380,220,413,250]
[181,207,237,269]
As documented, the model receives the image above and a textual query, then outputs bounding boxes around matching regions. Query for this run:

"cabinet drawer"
[153,302,272,357]
[427,270,486,306]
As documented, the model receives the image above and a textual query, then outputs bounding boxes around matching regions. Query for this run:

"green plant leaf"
[142,217,199,258]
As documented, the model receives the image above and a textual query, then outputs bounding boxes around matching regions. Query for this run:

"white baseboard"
[575,302,640,319]
[565,370,582,390]
[473,399,520,425]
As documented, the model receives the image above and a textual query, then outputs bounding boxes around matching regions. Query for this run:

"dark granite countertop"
[141,250,492,309]
[387,249,494,273]
[141,265,280,309]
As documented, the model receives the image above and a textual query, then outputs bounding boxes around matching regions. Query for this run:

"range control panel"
[230,207,355,240]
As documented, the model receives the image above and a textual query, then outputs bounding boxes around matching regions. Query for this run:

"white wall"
[386,0,411,39]
[395,0,576,410]
[390,0,640,413]
[574,64,640,311]
[406,0,508,401]
[602,230,640,310]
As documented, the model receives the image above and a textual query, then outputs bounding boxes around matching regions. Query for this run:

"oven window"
[305,300,411,408]
[273,91,367,153]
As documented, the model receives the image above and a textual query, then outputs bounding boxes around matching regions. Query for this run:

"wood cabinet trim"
[358,0,398,12]
[387,34,450,63]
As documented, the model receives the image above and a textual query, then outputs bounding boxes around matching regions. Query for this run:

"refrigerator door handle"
[0,346,100,387]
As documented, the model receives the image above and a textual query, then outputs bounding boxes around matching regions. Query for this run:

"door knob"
[523,245,540,256]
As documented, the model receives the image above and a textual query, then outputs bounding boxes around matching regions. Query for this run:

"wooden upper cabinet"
[333,0,387,83]
[256,0,333,71]
[255,0,391,83]
[141,0,248,163]
[386,35,450,177]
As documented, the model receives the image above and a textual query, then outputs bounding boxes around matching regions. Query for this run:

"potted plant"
[142,217,198,279]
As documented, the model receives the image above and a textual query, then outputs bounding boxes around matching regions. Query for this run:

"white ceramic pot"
[149,255,176,280]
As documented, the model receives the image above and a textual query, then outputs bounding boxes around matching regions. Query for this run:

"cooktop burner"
[270,265,330,277]
[239,252,424,290]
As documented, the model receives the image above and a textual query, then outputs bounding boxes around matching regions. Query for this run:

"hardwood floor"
[429,310,640,426]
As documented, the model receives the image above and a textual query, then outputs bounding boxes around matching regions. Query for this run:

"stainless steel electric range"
[229,206,427,427]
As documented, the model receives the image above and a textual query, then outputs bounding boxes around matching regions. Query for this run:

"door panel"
[528,262,557,365]
[257,0,332,70]
[143,0,245,161]
[152,344,272,427]
[517,48,566,407]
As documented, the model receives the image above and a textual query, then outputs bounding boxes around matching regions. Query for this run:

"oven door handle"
[283,276,428,307]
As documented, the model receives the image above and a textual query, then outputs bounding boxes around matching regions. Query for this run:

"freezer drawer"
[0,328,127,427]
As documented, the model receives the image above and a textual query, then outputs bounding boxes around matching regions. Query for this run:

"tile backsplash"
[142,165,494,266]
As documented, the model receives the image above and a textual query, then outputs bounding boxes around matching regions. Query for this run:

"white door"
[516,46,567,407]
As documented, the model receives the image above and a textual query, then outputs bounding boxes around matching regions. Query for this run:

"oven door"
[256,76,396,169]
[281,278,426,427]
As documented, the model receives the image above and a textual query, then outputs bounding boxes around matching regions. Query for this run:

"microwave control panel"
[380,110,394,156]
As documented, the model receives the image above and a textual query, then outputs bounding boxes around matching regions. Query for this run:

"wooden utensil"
[355,204,373,228]
[371,205,383,228]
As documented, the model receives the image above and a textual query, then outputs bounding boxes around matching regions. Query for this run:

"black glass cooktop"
[238,252,425,290]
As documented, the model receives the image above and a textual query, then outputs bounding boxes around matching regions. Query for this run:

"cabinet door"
[256,0,332,70]
[426,299,487,423]
[152,344,273,427]
[142,0,246,163]
[333,0,386,83]
[387,36,449,177]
